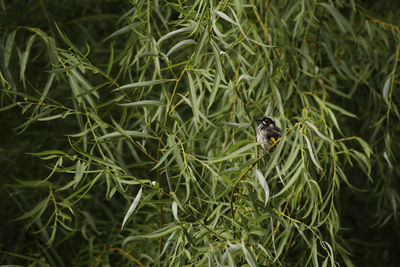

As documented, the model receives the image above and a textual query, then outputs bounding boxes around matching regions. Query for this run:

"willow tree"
[1,0,399,266]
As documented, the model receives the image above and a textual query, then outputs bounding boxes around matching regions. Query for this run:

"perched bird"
[256,116,282,151]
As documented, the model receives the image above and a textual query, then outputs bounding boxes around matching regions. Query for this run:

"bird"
[256,116,282,151]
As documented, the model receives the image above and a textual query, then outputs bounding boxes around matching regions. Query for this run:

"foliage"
[1,0,399,266]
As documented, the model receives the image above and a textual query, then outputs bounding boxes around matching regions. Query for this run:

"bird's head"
[256,116,276,127]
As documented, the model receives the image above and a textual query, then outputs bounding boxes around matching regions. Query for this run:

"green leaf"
[382,74,391,104]
[103,22,142,41]
[305,121,334,144]
[187,71,199,123]
[4,30,17,68]
[207,143,258,163]
[241,240,257,267]
[167,134,184,170]
[256,169,270,206]
[211,41,226,82]
[98,130,156,140]
[0,102,18,111]
[304,135,322,170]
[20,35,36,84]
[172,201,179,221]
[28,150,67,156]
[166,39,196,57]
[355,137,372,158]
[140,223,180,239]
[325,102,357,118]
[39,73,55,104]
[320,3,355,39]
[158,27,195,44]
[208,72,220,110]
[118,100,164,107]
[113,79,175,91]
[274,224,293,260]
[215,11,237,25]
[12,196,49,221]
[121,186,143,229]
[273,163,304,198]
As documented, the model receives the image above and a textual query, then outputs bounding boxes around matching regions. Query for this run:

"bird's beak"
[255,118,262,122]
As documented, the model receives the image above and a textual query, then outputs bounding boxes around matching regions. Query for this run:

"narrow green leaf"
[39,73,55,104]
[28,150,67,156]
[382,74,391,104]
[152,147,174,170]
[37,112,71,121]
[273,164,304,198]
[12,196,49,221]
[356,137,372,158]
[172,201,179,221]
[215,10,237,25]
[352,150,371,174]
[4,30,17,68]
[121,186,143,229]
[158,27,195,44]
[336,166,362,191]
[0,102,18,111]
[140,223,180,239]
[118,100,164,107]
[325,102,357,118]
[194,29,208,65]
[77,149,123,171]
[274,224,292,260]
[68,75,82,104]
[167,135,184,170]
[211,41,226,82]
[304,135,322,170]
[73,160,87,189]
[106,42,114,76]
[70,69,97,97]
[20,35,36,83]
[187,72,199,123]
[256,169,270,206]
[113,79,175,91]
[211,10,225,38]
[208,72,221,109]
[166,39,196,57]
[98,130,155,140]
[241,240,257,267]
[207,143,258,163]
[320,3,355,38]
[273,83,284,115]
[282,134,300,174]
[305,121,334,144]
[103,22,141,41]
